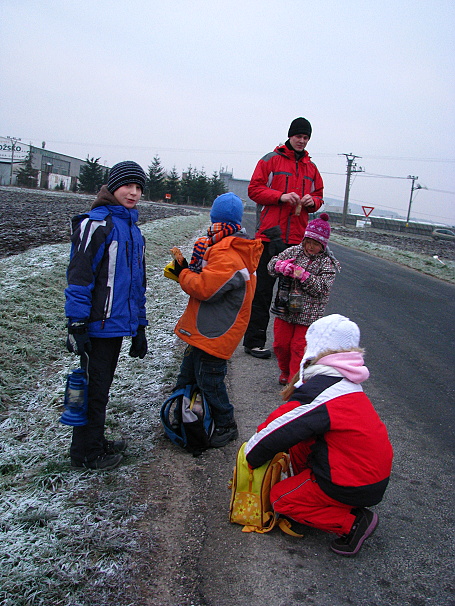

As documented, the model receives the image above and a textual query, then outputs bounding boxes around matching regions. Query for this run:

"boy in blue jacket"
[65,161,149,471]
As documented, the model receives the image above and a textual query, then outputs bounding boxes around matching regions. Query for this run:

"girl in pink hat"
[268,213,340,385]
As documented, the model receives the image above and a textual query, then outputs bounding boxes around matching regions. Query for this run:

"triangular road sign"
[362,206,374,217]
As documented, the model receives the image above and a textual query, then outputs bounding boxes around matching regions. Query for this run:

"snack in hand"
[170,247,184,265]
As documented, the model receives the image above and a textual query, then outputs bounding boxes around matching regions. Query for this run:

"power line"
[358,172,410,180]
[427,188,455,195]
[323,192,454,223]
[17,136,455,164]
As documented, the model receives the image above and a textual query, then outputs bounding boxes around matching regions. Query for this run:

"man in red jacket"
[243,117,324,358]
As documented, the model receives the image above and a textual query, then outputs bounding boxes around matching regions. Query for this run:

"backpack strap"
[277,517,304,538]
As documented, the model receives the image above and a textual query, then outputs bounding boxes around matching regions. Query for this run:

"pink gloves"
[274,258,295,275]
[274,258,309,281]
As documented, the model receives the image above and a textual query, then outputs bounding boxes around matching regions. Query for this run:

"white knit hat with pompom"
[294,314,361,386]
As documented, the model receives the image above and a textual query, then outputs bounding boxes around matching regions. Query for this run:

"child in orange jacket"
[169,193,262,448]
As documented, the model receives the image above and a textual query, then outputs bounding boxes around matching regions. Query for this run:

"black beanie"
[107,161,146,193]
[288,117,312,139]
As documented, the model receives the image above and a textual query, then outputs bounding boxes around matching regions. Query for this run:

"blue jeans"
[175,345,234,427]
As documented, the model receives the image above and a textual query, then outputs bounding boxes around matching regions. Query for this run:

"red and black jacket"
[245,373,393,507]
[248,144,324,245]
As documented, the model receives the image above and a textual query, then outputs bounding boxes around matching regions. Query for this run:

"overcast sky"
[2,0,454,224]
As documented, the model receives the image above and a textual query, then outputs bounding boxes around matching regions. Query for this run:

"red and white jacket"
[245,356,393,507]
[248,144,324,245]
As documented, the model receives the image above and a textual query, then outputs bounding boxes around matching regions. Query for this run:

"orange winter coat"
[174,233,263,359]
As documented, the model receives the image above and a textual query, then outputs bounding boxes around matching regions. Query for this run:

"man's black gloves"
[129,326,148,359]
[262,226,287,256]
[66,321,92,355]
[167,257,189,279]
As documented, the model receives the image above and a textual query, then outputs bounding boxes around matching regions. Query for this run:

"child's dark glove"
[262,226,287,256]
[167,257,189,279]
[66,321,91,355]
[129,326,148,359]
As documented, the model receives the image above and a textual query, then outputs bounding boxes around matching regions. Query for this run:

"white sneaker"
[244,346,271,359]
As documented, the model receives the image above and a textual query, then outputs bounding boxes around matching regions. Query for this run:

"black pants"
[243,242,277,349]
[70,336,123,464]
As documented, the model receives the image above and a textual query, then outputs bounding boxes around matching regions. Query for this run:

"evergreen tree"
[180,165,197,205]
[181,166,213,207]
[209,171,227,200]
[145,155,166,201]
[165,166,181,203]
[16,150,38,188]
[78,157,105,193]
[195,168,210,207]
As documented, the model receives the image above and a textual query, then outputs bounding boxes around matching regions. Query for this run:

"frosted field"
[0,211,452,605]
[0,212,208,606]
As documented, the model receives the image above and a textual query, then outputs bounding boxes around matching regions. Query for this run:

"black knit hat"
[107,161,146,193]
[288,117,312,139]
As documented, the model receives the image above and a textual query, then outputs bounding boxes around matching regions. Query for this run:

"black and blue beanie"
[210,192,243,225]
[107,161,146,193]
[288,117,312,139]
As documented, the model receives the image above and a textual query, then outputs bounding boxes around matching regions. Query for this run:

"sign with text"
[0,137,30,163]
[356,219,371,228]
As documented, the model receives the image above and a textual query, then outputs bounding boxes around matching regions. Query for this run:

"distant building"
[0,136,105,191]
[219,170,255,208]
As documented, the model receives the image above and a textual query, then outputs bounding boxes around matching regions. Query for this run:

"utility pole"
[406,175,420,226]
[339,153,364,227]
[7,136,21,185]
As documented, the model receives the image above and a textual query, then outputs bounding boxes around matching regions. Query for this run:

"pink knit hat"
[304,212,331,249]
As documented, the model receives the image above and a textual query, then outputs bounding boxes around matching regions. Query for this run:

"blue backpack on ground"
[160,384,214,457]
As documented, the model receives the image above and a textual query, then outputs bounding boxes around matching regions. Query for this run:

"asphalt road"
[326,242,455,448]
[194,226,454,606]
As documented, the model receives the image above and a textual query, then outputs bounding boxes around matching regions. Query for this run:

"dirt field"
[0,186,195,258]
[1,186,455,261]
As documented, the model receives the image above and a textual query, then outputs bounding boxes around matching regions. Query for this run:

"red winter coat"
[248,144,324,245]
[245,371,393,507]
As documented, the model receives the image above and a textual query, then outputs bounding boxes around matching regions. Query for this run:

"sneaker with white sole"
[244,346,271,359]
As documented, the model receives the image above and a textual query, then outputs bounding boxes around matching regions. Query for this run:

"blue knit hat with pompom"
[210,192,243,225]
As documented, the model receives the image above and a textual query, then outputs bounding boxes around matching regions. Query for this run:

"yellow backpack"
[228,442,303,536]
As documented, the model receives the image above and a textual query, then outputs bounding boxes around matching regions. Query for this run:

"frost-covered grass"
[1,213,452,605]
[0,212,209,606]
[330,232,455,283]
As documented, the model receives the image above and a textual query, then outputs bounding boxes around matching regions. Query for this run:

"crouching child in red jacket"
[245,314,393,556]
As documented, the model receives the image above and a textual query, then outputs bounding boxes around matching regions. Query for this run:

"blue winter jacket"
[65,192,147,338]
